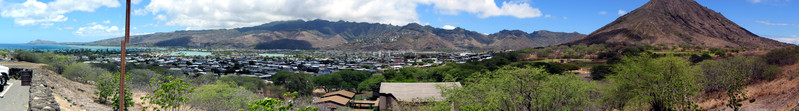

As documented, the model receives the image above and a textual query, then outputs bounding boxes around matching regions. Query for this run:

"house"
[378,82,461,111]
[322,90,355,99]
[313,90,357,111]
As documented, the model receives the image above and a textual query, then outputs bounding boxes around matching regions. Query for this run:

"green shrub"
[189,81,257,111]
[219,75,268,92]
[63,63,109,83]
[94,72,134,110]
[242,92,318,111]
[604,55,700,110]
[128,69,161,89]
[439,67,598,110]
[271,71,314,95]
[141,76,196,111]
[762,46,799,66]
[590,64,614,80]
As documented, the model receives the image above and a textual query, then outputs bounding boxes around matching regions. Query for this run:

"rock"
[41,106,53,110]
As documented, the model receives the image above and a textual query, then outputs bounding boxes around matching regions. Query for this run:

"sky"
[0,0,797,44]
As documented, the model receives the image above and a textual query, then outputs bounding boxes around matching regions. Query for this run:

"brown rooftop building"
[322,90,356,99]
[378,82,461,110]
[313,90,365,111]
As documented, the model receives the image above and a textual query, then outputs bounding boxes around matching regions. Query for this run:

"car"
[0,72,6,92]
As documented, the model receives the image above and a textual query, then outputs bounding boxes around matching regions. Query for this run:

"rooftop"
[312,95,351,106]
[322,90,356,98]
[379,82,461,102]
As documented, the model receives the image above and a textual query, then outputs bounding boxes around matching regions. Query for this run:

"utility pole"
[120,0,131,110]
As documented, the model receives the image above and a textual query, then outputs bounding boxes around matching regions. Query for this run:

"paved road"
[0,79,30,111]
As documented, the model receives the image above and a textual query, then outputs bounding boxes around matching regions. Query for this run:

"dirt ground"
[698,63,799,110]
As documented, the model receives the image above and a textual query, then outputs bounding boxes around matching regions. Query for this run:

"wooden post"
[120,0,131,110]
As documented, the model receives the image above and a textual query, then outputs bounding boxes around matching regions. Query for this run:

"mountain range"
[83,20,585,50]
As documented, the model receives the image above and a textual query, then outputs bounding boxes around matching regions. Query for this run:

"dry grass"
[53,93,82,111]
[131,90,206,111]
[699,63,799,110]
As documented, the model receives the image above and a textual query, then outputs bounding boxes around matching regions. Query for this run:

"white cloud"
[422,0,543,18]
[755,20,799,27]
[442,25,456,30]
[598,11,607,15]
[562,17,567,19]
[74,24,122,36]
[775,37,799,44]
[102,20,110,24]
[132,0,142,5]
[748,0,792,4]
[142,0,544,30]
[133,8,147,16]
[0,0,119,26]
[617,10,627,15]
[153,14,166,21]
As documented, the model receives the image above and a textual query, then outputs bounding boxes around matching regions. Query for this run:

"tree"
[762,46,799,66]
[590,64,613,80]
[440,67,598,110]
[190,81,258,111]
[331,70,370,91]
[141,76,197,111]
[129,69,161,88]
[526,62,579,74]
[94,72,134,110]
[536,74,598,110]
[219,75,268,92]
[357,74,385,92]
[242,92,318,111]
[689,54,712,63]
[698,56,782,110]
[604,55,701,110]
[311,74,337,92]
[64,63,110,83]
[94,72,116,104]
[271,71,314,95]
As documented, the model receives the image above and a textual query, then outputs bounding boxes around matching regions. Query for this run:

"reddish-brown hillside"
[569,0,789,48]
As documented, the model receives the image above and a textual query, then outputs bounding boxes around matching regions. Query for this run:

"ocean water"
[0,44,159,51]
[0,44,77,50]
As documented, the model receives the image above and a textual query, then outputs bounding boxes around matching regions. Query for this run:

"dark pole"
[120,0,131,110]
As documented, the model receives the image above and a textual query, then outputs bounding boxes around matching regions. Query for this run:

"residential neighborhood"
[81,50,495,81]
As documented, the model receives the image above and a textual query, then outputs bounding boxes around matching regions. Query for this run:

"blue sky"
[0,0,797,44]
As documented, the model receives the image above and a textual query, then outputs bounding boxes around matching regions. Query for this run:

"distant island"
[27,39,58,44]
